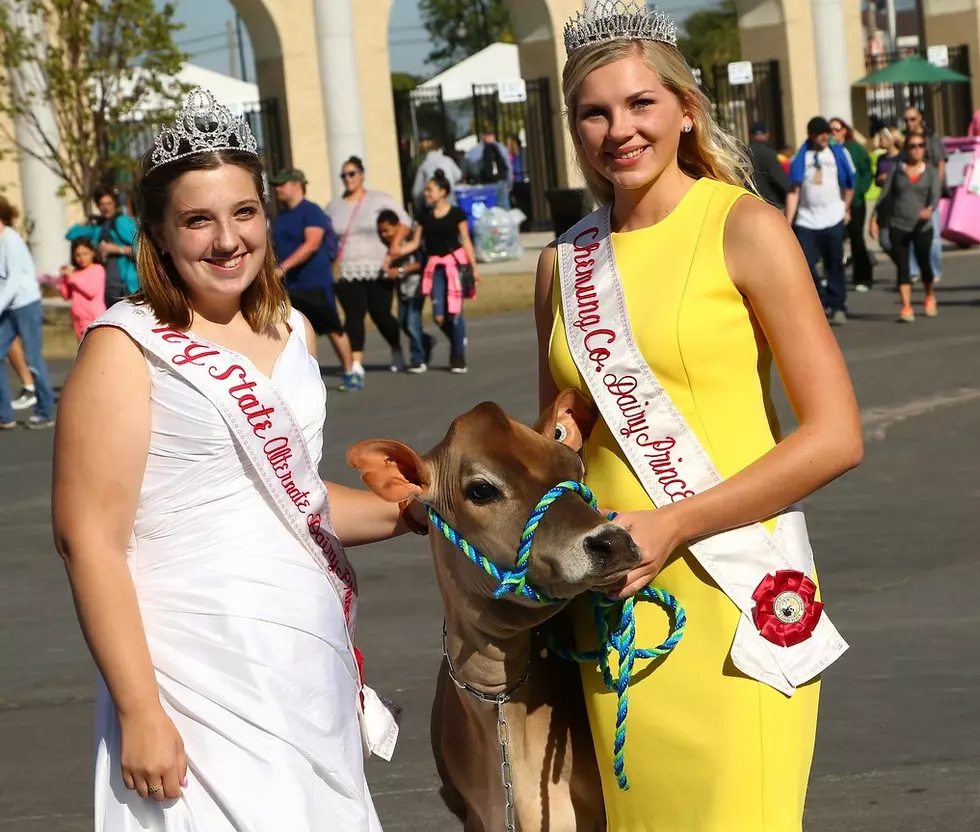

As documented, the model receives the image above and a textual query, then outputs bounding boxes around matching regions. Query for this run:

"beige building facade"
[923,0,980,111]
[231,0,587,205]
[3,0,980,270]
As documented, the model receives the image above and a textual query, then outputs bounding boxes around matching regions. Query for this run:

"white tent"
[420,43,522,102]
[121,63,260,117]
[169,64,260,112]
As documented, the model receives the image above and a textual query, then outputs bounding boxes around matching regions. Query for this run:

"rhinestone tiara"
[564,0,678,56]
[149,87,258,172]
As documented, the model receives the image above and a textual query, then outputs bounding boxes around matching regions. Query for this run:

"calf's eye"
[554,423,568,443]
[465,481,500,505]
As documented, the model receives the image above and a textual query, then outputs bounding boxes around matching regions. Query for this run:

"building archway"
[223,0,584,204]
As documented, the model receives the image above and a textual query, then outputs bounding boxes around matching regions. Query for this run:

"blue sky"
[165,0,726,79]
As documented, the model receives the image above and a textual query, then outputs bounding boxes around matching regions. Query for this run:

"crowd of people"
[748,104,948,324]
[0,134,491,427]
[6,93,956,433]
[271,150,479,388]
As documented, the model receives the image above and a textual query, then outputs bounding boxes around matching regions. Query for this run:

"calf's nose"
[584,524,637,564]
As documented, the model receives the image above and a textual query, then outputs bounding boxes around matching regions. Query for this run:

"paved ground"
[2,251,980,831]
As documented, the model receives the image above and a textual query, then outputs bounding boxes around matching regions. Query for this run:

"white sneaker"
[11,387,37,411]
[390,350,406,373]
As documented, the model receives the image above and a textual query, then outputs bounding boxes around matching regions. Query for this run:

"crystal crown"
[564,0,678,56]
[149,87,258,172]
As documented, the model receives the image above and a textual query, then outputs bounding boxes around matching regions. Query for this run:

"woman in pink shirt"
[59,238,107,340]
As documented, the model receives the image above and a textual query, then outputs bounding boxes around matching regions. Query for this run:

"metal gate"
[471,78,559,231]
[863,46,972,137]
[243,99,285,177]
[392,86,455,209]
[709,60,785,149]
[393,78,559,231]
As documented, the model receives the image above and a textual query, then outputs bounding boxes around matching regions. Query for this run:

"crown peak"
[564,1,678,57]
[149,87,259,173]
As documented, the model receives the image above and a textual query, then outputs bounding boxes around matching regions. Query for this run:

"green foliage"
[677,0,741,76]
[0,0,188,205]
[418,0,514,71]
[391,71,425,92]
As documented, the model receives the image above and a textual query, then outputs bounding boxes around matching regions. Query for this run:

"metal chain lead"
[496,699,517,832]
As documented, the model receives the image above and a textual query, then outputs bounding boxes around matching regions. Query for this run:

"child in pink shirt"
[59,238,107,340]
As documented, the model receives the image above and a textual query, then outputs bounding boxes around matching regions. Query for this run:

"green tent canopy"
[856,55,970,86]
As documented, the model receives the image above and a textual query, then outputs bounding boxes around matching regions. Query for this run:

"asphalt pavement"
[2,251,980,831]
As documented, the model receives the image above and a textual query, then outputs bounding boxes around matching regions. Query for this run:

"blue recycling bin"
[455,184,499,235]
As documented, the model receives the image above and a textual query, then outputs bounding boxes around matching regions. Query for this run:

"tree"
[391,71,425,92]
[0,0,188,206]
[677,0,741,77]
[418,0,514,71]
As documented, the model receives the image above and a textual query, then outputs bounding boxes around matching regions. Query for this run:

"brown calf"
[348,390,641,831]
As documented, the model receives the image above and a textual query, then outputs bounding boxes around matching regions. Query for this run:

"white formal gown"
[92,308,382,831]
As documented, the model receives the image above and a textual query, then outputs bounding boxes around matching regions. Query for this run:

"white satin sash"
[557,208,847,695]
[92,302,400,758]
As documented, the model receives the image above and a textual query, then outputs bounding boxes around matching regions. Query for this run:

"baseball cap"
[271,168,307,186]
[807,117,832,136]
[749,121,768,135]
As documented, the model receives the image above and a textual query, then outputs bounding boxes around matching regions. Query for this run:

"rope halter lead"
[428,480,687,791]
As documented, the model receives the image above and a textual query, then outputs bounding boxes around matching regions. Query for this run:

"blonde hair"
[562,40,755,205]
[875,127,905,151]
[131,149,287,332]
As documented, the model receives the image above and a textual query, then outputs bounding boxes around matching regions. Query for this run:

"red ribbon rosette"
[751,570,823,648]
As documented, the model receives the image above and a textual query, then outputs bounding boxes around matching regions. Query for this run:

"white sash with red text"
[557,209,848,695]
[92,302,400,759]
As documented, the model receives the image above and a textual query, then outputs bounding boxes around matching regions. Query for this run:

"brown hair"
[131,148,286,332]
[562,40,755,205]
[0,196,21,227]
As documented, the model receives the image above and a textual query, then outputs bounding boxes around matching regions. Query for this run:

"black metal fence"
[472,78,558,231]
[863,46,973,137]
[393,85,453,209]
[393,77,559,231]
[707,60,786,150]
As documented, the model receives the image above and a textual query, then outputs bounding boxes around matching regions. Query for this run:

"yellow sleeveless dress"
[549,178,820,831]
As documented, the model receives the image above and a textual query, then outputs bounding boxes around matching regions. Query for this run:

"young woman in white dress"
[51,89,428,831]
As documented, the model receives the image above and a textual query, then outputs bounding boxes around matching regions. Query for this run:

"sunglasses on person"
[340,170,360,180]
[907,142,927,149]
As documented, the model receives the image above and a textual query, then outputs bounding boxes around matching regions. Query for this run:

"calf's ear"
[346,440,429,503]
[533,388,598,453]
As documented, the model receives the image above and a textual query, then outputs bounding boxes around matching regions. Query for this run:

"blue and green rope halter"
[427,480,687,790]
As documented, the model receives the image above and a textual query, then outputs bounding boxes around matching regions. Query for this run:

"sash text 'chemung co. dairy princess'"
[536,0,863,829]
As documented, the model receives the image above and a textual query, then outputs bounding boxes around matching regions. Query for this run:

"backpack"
[321,214,340,262]
[301,201,340,262]
[480,142,508,184]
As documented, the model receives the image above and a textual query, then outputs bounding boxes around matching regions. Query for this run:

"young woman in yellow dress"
[535,3,863,829]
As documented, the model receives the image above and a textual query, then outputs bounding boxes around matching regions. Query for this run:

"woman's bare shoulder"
[535,241,558,289]
[69,325,149,392]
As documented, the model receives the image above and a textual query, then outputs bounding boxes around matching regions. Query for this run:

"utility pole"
[236,14,249,83]
[226,19,237,78]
